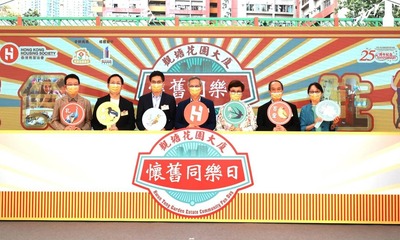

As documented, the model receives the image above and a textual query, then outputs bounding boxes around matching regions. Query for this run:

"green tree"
[0,6,13,16]
[0,7,40,26]
[0,6,18,25]
[22,8,40,26]
[337,0,400,18]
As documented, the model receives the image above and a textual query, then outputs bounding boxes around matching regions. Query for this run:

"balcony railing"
[0,16,399,27]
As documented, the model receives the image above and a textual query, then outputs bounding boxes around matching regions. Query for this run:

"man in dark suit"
[136,71,176,130]
[91,74,136,130]
[256,80,300,131]
[175,76,216,130]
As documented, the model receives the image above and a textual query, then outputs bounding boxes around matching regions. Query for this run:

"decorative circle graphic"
[96,101,120,127]
[184,101,209,126]
[222,101,247,126]
[142,107,167,130]
[267,101,292,125]
[315,100,341,121]
[164,141,221,205]
[60,102,85,126]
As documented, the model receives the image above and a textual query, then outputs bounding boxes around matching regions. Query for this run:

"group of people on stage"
[49,71,340,132]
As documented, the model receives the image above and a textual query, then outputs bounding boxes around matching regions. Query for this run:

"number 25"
[360,50,375,62]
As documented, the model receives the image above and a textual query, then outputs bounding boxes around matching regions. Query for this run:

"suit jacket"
[136,92,177,130]
[256,100,300,131]
[91,94,136,130]
[175,97,216,130]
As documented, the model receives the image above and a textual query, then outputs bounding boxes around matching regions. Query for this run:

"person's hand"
[232,127,241,131]
[333,116,340,125]
[229,125,240,131]
[273,125,286,131]
[109,125,118,131]
[331,116,341,129]
[64,125,75,130]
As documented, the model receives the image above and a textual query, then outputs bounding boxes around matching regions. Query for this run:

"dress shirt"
[50,94,92,130]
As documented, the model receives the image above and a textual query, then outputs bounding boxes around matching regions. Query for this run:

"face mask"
[189,87,201,96]
[109,84,121,94]
[270,92,283,101]
[151,83,163,93]
[309,93,321,101]
[230,93,242,101]
[66,85,79,96]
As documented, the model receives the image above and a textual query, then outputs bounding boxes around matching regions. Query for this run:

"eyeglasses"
[189,85,201,88]
[66,84,79,86]
[309,91,321,94]
[109,83,122,85]
[230,91,242,95]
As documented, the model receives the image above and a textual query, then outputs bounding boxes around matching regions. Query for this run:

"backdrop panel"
[0,27,400,131]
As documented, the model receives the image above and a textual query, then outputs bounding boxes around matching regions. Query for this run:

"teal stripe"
[0,99,20,107]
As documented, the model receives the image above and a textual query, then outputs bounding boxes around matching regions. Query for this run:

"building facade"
[4,0,337,19]
[92,0,297,18]
[298,0,337,18]
[4,0,93,17]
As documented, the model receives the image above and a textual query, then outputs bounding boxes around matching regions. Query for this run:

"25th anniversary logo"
[132,128,253,217]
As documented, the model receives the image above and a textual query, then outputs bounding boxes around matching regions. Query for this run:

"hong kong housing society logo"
[133,128,253,217]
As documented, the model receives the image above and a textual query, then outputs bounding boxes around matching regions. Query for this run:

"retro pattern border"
[1,192,398,224]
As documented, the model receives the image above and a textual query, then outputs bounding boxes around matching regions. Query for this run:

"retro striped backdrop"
[1,27,400,131]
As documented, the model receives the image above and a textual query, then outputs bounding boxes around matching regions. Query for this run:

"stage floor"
[1,222,399,240]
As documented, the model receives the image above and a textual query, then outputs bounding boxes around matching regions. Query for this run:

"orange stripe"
[0,192,399,223]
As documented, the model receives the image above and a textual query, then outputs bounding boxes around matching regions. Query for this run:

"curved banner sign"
[133,128,253,217]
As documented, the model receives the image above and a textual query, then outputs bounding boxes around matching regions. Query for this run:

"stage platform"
[1,222,399,240]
